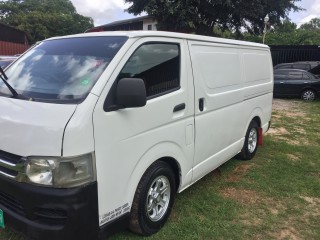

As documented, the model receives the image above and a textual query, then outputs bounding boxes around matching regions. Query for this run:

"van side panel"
[188,41,272,183]
[240,48,273,134]
[242,49,274,100]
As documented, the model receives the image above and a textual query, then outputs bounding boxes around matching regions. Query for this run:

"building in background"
[0,23,29,56]
[87,16,157,32]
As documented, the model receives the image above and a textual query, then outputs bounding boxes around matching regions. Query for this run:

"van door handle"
[280,82,284,84]
[173,103,186,112]
[199,98,204,111]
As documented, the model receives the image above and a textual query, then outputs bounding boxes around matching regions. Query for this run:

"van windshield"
[0,36,128,103]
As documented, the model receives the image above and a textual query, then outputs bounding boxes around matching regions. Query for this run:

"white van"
[0,31,273,239]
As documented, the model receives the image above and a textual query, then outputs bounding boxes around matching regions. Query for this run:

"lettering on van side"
[99,202,131,225]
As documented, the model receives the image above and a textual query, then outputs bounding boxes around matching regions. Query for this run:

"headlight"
[25,159,53,185]
[26,153,96,188]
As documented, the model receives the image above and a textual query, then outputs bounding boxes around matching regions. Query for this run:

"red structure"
[0,23,30,55]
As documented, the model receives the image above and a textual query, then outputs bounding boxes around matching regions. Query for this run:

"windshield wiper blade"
[0,66,32,100]
[0,66,19,98]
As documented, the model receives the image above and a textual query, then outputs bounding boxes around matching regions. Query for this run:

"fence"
[270,45,320,66]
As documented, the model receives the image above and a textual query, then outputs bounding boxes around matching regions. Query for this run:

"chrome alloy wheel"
[248,128,258,153]
[146,176,171,222]
[302,90,315,101]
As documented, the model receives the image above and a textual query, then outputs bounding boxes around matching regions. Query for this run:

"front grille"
[0,150,25,179]
[0,150,22,164]
[0,165,18,178]
[0,191,25,216]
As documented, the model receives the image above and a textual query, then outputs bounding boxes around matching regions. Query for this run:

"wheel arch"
[126,142,185,207]
[158,156,181,192]
[252,116,261,127]
[243,108,263,137]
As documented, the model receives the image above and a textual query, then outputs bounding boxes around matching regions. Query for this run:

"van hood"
[0,97,76,157]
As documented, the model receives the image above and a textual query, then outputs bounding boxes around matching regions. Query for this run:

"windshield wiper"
[0,66,32,100]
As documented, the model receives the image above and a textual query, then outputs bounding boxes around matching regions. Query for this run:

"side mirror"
[115,78,147,108]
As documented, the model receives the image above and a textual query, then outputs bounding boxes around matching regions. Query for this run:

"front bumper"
[0,175,99,240]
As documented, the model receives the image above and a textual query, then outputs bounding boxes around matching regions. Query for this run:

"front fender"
[126,141,191,205]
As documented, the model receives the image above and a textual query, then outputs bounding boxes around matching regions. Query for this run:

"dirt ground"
[266,99,311,146]
[272,99,306,117]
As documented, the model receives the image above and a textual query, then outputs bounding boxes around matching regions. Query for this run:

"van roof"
[47,31,269,49]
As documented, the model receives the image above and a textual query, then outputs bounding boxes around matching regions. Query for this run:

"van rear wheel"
[236,120,259,160]
[129,161,176,236]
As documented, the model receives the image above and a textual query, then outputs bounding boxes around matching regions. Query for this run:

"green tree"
[243,18,320,45]
[300,17,320,30]
[125,0,302,37]
[0,0,94,43]
[244,20,297,44]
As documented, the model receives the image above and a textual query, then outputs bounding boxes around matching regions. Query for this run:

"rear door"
[286,71,309,96]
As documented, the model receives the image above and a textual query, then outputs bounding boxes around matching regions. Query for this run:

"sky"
[70,0,134,26]
[70,0,320,27]
[289,0,320,26]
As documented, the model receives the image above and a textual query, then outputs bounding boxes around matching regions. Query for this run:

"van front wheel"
[129,161,176,236]
[236,120,259,160]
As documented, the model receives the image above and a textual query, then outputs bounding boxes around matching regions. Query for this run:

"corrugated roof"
[0,22,26,34]
[92,15,153,29]
[0,23,28,44]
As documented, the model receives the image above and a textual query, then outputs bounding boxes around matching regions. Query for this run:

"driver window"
[117,43,180,98]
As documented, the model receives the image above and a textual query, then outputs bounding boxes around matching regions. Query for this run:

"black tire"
[129,161,176,236]
[236,120,259,160]
[301,89,316,101]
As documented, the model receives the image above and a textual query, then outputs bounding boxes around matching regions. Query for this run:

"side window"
[274,74,287,80]
[287,71,302,80]
[118,43,180,98]
[277,65,291,69]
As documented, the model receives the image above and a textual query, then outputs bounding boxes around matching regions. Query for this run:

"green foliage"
[243,18,320,45]
[125,0,302,36]
[300,18,320,30]
[0,0,94,43]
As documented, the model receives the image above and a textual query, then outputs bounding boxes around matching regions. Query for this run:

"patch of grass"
[1,99,319,240]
